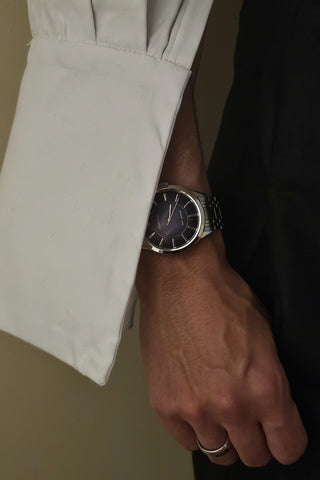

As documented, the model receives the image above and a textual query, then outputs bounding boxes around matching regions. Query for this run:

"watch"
[142,183,223,254]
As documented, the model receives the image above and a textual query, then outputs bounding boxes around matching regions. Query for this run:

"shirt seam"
[31,35,188,70]
[162,0,186,60]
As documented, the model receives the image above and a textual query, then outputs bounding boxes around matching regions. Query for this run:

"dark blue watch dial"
[146,189,200,250]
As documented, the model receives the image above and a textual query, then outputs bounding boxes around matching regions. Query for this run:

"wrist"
[136,230,227,300]
[159,157,211,196]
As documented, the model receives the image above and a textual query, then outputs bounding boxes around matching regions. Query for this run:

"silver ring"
[197,436,232,458]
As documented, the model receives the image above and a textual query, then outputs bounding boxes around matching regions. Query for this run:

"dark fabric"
[193,0,320,478]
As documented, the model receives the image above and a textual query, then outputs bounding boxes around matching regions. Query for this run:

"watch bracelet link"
[198,194,224,234]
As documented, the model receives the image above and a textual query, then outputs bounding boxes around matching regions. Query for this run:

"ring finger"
[196,425,238,466]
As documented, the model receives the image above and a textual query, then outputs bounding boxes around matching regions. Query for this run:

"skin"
[135,76,308,467]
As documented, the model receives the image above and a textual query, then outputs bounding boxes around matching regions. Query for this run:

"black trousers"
[193,0,320,478]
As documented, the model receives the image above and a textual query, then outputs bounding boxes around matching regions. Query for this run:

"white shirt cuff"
[0,1,214,386]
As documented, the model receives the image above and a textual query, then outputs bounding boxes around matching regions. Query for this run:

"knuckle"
[213,391,240,420]
[150,394,204,423]
[252,372,282,407]
[149,395,177,419]
[180,401,204,424]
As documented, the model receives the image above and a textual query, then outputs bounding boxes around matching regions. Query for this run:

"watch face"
[146,188,201,252]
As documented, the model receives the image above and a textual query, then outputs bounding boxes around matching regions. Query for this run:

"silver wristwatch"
[142,183,223,254]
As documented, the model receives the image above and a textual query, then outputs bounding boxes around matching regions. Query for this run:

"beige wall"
[0,1,242,479]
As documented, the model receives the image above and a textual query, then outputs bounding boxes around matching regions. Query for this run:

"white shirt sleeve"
[0,0,214,386]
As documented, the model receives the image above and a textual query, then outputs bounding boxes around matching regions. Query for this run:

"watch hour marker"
[146,189,200,252]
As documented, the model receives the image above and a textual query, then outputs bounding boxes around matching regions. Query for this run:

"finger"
[159,416,198,451]
[262,399,308,465]
[227,422,272,467]
[196,425,238,466]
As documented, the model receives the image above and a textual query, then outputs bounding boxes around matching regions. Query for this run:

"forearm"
[158,74,210,194]
[135,73,307,467]
[135,75,226,296]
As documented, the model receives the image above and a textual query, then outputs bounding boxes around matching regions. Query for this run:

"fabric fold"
[0,0,214,385]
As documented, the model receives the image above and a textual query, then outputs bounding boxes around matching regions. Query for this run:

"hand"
[136,232,308,467]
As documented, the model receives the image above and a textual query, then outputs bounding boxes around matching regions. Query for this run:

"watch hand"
[168,199,179,224]
[167,204,172,225]
[156,214,161,230]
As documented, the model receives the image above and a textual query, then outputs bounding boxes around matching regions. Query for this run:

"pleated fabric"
[0,0,213,385]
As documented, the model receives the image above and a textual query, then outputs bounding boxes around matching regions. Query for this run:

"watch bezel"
[143,183,205,254]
